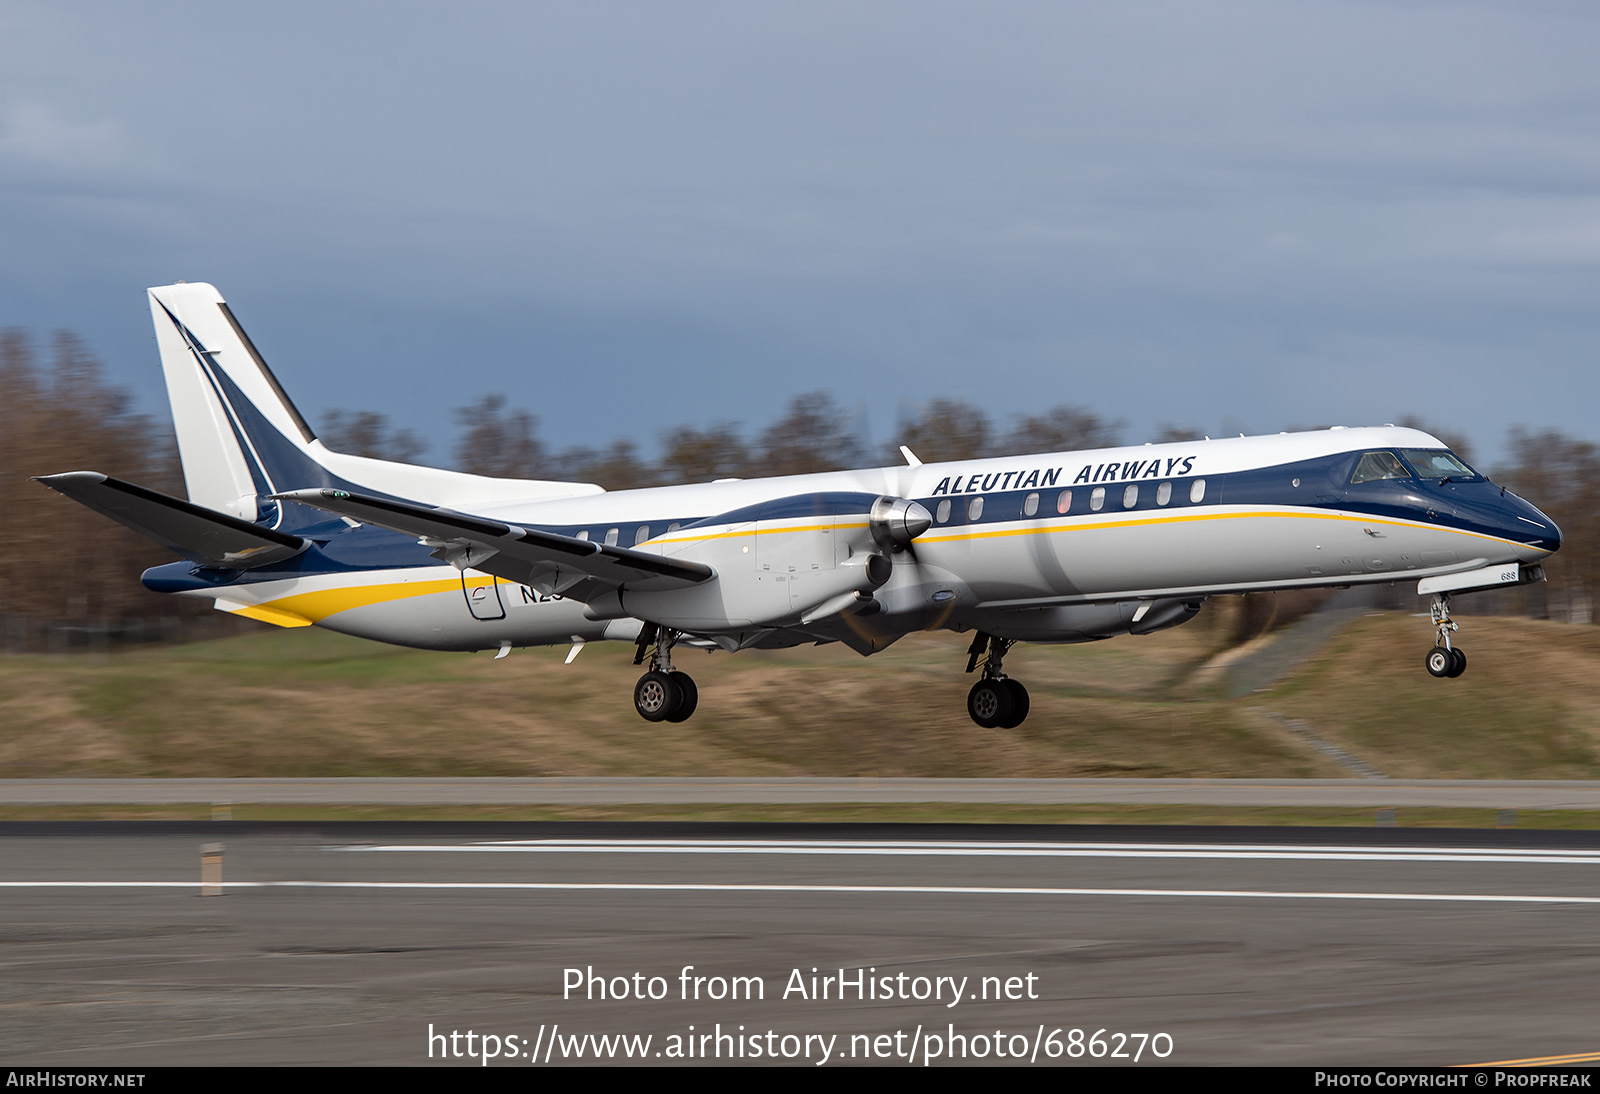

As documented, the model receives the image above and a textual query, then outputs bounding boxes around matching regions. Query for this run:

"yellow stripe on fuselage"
[221,602,317,628]
[223,573,499,627]
[647,520,869,546]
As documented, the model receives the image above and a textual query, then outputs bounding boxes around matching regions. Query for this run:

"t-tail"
[36,282,601,566]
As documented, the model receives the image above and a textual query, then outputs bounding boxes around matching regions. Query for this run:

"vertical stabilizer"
[148,282,326,522]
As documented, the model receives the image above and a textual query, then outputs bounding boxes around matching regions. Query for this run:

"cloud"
[0,102,133,176]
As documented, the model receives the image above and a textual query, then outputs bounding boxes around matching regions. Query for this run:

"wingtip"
[33,471,108,489]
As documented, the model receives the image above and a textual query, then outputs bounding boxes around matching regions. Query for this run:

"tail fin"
[147,283,602,532]
[149,282,326,523]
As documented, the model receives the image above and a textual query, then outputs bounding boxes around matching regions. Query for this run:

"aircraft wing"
[274,487,715,596]
[35,472,307,568]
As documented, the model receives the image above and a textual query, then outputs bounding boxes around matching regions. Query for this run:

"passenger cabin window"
[575,530,589,541]
[1123,484,1138,508]
[1090,487,1105,512]
[604,527,619,546]
[968,496,984,521]
[634,525,650,545]
[936,499,951,523]
[1350,451,1410,484]
[1056,490,1071,514]
[1156,481,1172,506]
[1189,479,1206,503]
[1023,492,1039,517]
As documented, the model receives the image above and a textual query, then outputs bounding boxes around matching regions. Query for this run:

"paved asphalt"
[3,822,1599,1067]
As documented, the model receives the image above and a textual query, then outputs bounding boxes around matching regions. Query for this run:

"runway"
[3,823,1599,1066]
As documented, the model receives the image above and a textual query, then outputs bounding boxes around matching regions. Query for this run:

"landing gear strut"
[965,632,1030,728]
[632,624,699,722]
[1424,593,1467,679]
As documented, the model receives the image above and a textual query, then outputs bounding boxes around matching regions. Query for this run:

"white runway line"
[326,838,1600,866]
[3,880,1600,904]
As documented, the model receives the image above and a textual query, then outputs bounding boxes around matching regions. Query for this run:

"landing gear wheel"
[1000,679,1030,728]
[968,679,1015,729]
[634,670,681,722]
[1425,593,1468,680]
[665,672,698,722]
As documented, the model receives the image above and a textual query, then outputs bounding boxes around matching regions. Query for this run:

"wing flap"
[274,488,715,590]
[35,472,307,568]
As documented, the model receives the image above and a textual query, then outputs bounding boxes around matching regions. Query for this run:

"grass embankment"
[2,611,1598,787]
[1262,615,1600,779]
[0,617,1302,779]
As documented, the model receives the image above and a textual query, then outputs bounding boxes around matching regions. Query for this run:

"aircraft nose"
[1541,514,1563,554]
[1508,497,1561,556]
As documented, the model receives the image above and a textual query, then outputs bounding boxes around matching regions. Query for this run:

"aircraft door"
[462,570,507,621]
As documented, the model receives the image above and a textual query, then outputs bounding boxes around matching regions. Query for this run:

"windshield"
[1399,449,1481,481]
[1349,450,1410,484]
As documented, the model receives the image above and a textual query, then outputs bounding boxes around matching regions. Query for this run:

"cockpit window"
[1350,451,1410,484]
[1399,449,1480,481]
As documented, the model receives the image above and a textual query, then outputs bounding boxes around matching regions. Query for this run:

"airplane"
[37,282,1561,727]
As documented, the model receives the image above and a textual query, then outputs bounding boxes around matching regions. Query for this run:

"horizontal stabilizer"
[274,488,715,594]
[35,472,307,569]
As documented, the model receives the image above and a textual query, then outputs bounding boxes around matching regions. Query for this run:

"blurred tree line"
[2,327,1595,644]
[1,330,191,643]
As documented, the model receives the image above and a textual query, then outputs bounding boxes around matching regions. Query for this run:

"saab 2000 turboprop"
[38,283,1561,726]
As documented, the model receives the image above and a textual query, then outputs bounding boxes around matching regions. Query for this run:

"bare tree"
[551,439,662,491]
[1,330,180,627]
[320,409,427,463]
[757,391,865,476]
[889,398,992,463]
[452,394,545,478]
[1498,428,1599,620]
[1004,406,1123,455]
[659,423,750,484]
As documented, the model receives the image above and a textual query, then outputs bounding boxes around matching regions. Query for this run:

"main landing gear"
[1424,593,1467,679]
[965,632,1030,728]
[632,624,699,722]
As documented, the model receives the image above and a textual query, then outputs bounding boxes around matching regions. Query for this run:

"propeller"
[868,495,932,558]
[836,492,945,648]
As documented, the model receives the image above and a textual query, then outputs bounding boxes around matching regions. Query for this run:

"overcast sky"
[2,1,1597,468]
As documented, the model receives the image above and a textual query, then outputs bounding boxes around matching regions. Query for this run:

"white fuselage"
[175,426,1555,653]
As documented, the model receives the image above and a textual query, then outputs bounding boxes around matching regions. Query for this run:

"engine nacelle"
[585,561,888,631]
[583,491,912,632]
[963,597,1205,643]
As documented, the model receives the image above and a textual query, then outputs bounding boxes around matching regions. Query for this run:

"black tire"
[634,671,681,722]
[968,679,1015,729]
[666,672,699,722]
[1446,648,1467,678]
[1001,679,1030,728]
[1425,646,1453,678]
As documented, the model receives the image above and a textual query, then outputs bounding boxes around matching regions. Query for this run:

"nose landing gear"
[1424,594,1467,679]
[632,624,699,722]
[965,632,1030,728]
